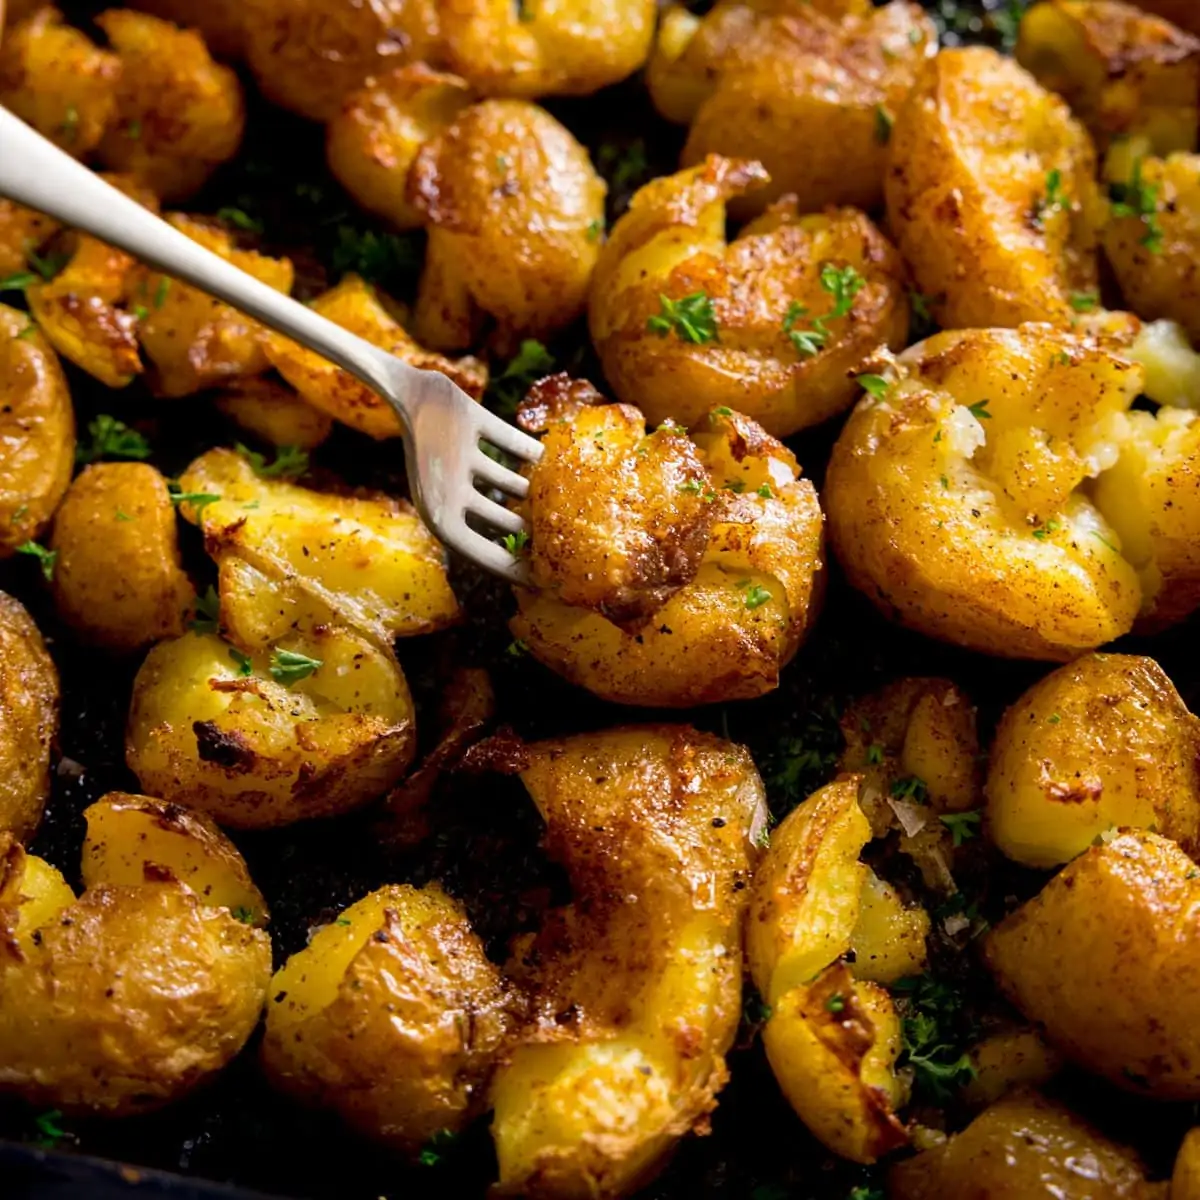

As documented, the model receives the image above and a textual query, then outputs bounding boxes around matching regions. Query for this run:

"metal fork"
[0,106,541,584]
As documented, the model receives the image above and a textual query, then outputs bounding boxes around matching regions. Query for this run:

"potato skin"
[490,726,767,1199]
[679,2,936,219]
[214,378,332,451]
[0,880,270,1115]
[409,99,606,350]
[1173,1128,1200,1200]
[985,830,1200,1099]
[888,1090,1150,1199]
[825,325,1143,660]
[986,653,1200,868]
[49,463,195,653]
[512,401,824,707]
[122,0,246,58]
[588,156,909,437]
[886,46,1102,330]
[262,884,512,1152]
[94,9,245,202]
[0,590,58,841]
[0,302,75,554]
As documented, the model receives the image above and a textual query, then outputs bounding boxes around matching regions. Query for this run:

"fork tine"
[472,449,530,498]
[443,519,531,585]
[466,490,526,535]
[475,408,544,462]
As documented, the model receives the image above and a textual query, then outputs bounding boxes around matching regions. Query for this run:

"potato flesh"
[8,851,75,941]
[962,1029,1064,1109]
[214,378,332,451]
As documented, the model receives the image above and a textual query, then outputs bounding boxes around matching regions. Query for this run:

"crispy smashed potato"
[326,65,474,231]
[0,302,75,553]
[962,1029,1064,1109]
[240,0,439,123]
[178,447,461,643]
[0,590,58,841]
[588,156,908,436]
[94,9,245,202]
[825,326,1146,659]
[986,830,1200,1099]
[122,0,246,57]
[49,462,195,653]
[490,727,766,1197]
[511,390,824,707]
[0,846,269,1115]
[264,275,485,438]
[0,197,58,276]
[1174,1129,1200,1199]
[263,883,511,1152]
[409,100,606,350]
[986,653,1200,867]
[886,46,1102,330]
[439,0,656,99]
[139,214,294,398]
[662,2,935,218]
[889,1090,1151,1199]
[214,378,333,451]
[0,5,120,157]
[747,777,925,1161]
[82,792,268,923]
[1018,0,1200,155]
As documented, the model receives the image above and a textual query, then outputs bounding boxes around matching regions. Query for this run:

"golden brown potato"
[746,777,925,1161]
[889,1090,1151,1199]
[0,6,120,157]
[1018,0,1200,155]
[511,392,825,707]
[0,836,74,942]
[408,99,606,350]
[1102,149,1200,345]
[49,462,195,653]
[0,590,57,841]
[1173,1129,1200,1200]
[214,378,333,451]
[1140,0,1200,37]
[962,1029,1065,1110]
[326,65,474,231]
[138,214,294,398]
[240,0,439,123]
[439,0,656,99]
[263,884,511,1152]
[671,2,936,218]
[588,156,909,437]
[93,9,244,202]
[82,792,268,924]
[986,654,1200,868]
[122,0,246,58]
[177,447,462,644]
[491,726,766,1198]
[0,301,75,553]
[985,830,1200,1099]
[0,197,58,276]
[264,275,486,438]
[886,46,1102,330]
[0,867,270,1115]
[25,174,157,389]
[825,326,1145,660]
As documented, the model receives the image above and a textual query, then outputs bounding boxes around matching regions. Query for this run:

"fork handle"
[0,105,415,430]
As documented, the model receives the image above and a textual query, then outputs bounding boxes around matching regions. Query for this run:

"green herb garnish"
[647,291,718,344]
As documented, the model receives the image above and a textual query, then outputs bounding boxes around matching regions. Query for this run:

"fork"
[0,106,542,584]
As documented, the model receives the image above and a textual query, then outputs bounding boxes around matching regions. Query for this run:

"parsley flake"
[169,484,221,513]
[217,206,264,234]
[890,775,928,804]
[270,648,322,685]
[757,483,773,499]
[647,292,718,344]
[856,373,890,400]
[230,905,256,923]
[486,339,555,417]
[503,529,530,556]
[189,587,220,635]
[1069,291,1099,312]
[1031,517,1060,541]
[865,743,884,766]
[940,809,982,846]
[418,1128,459,1168]
[743,583,772,610]
[826,992,847,1013]
[1110,158,1165,253]
[228,647,254,676]
[782,264,865,357]
[874,105,893,145]
[0,271,35,291]
[17,540,56,581]
[966,400,992,420]
[1033,167,1066,229]
[236,442,309,479]
[76,414,152,464]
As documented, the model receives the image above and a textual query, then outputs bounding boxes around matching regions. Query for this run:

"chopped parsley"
[765,699,843,810]
[153,277,171,308]
[236,442,309,479]
[114,509,132,522]
[17,540,56,581]
[892,974,977,1102]
[169,484,221,513]
[1031,518,1060,540]
[1069,291,1099,312]
[940,809,982,846]
[189,586,220,635]
[743,583,772,610]
[647,291,718,344]
[910,289,938,339]
[597,139,649,193]
[874,105,893,144]
[330,226,421,283]
[1048,712,1061,724]
[228,647,254,677]
[782,264,865,357]
[486,339,555,417]
[32,1109,66,1148]
[0,271,35,291]
[505,638,529,658]
[417,1128,459,1168]
[15,322,38,340]
[503,529,530,556]
[856,373,890,400]
[76,414,152,465]
[966,400,992,420]
[59,105,80,142]
[586,217,604,243]
[28,247,69,281]
[890,774,928,804]
[230,905,255,923]
[216,206,264,234]
[1032,167,1066,229]
[269,648,322,685]
[11,505,27,523]
[1110,159,1164,253]
[865,743,884,766]
[753,825,771,849]
[756,483,773,499]
[826,992,846,1014]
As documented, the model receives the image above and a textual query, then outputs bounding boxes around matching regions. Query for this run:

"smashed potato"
[0,197,58,277]
[886,46,1102,330]
[490,727,766,1197]
[1173,1129,1200,1200]
[0,590,58,841]
[1139,0,1200,37]
[962,1029,1064,1110]
[665,2,936,218]
[747,777,925,1161]
[511,388,824,707]
[0,5,120,157]
[825,326,1144,659]
[263,884,511,1152]
[122,0,246,58]
[49,462,195,653]
[264,275,485,438]
[0,843,269,1115]
[214,378,333,451]
[439,0,656,100]
[986,653,1200,867]
[178,447,462,644]
[0,301,76,553]
[1018,0,1200,155]
[889,1090,1151,1199]
[138,214,294,398]
[409,100,606,350]
[985,830,1200,1099]
[588,156,909,436]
